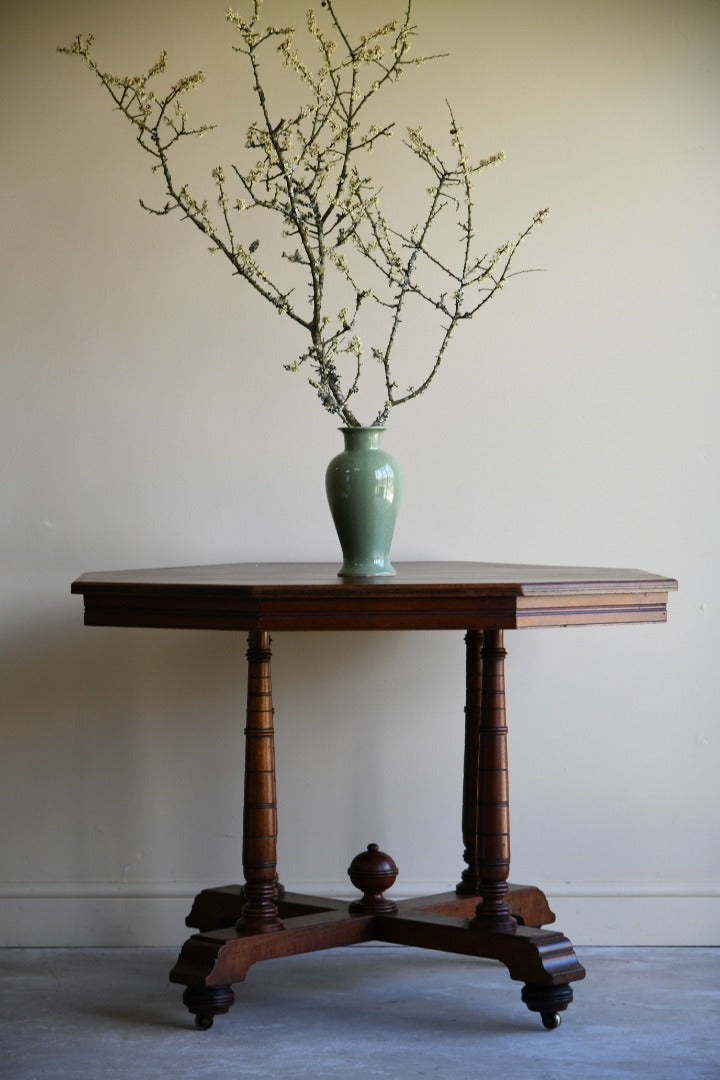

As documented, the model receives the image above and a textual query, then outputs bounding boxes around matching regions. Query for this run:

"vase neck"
[340,426,385,451]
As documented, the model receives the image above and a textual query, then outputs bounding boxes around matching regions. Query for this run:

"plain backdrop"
[1,0,718,946]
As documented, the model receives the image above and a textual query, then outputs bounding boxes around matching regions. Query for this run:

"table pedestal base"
[169,627,587,1031]
[170,879,585,1031]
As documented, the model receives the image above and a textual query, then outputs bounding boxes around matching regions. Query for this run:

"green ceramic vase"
[325,427,401,578]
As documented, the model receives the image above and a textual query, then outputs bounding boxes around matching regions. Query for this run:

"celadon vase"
[325,427,401,578]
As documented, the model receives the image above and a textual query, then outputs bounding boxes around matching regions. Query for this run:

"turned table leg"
[457,630,484,895]
[468,628,515,930]
[453,628,584,1026]
[237,631,283,934]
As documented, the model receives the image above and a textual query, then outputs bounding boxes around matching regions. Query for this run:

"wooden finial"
[348,843,399,914]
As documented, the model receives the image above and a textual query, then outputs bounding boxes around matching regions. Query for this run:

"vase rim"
[338,425,385,432]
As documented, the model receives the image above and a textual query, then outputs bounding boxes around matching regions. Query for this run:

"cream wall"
[1,0,718,947]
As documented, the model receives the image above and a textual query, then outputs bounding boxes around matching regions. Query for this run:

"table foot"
[170,903,375,1006]
[375,909,585,992]
[521,982,574,1029]
[182,984,235,1030]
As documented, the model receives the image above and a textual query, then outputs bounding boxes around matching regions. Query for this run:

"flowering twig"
[59,2,547,426]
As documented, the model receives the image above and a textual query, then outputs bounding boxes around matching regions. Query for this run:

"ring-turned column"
[457,630,484,895]
[237,631,283,934]
[470,628,515,930]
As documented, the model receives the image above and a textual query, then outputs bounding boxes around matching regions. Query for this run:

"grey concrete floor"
[0,946,717,1079]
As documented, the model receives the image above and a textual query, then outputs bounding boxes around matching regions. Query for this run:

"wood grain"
[72,561,676,631]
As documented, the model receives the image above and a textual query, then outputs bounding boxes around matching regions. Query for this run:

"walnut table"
[71,561,677,1031]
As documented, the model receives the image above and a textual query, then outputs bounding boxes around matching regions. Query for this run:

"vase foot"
[337,563,397,578]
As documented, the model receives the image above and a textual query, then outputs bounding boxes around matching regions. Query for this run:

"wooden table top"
[72,561,677,632]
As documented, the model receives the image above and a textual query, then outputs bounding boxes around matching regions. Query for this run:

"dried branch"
[58,2,547,426]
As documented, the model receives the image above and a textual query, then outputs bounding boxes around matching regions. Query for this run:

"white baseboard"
[1,881,718,948]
